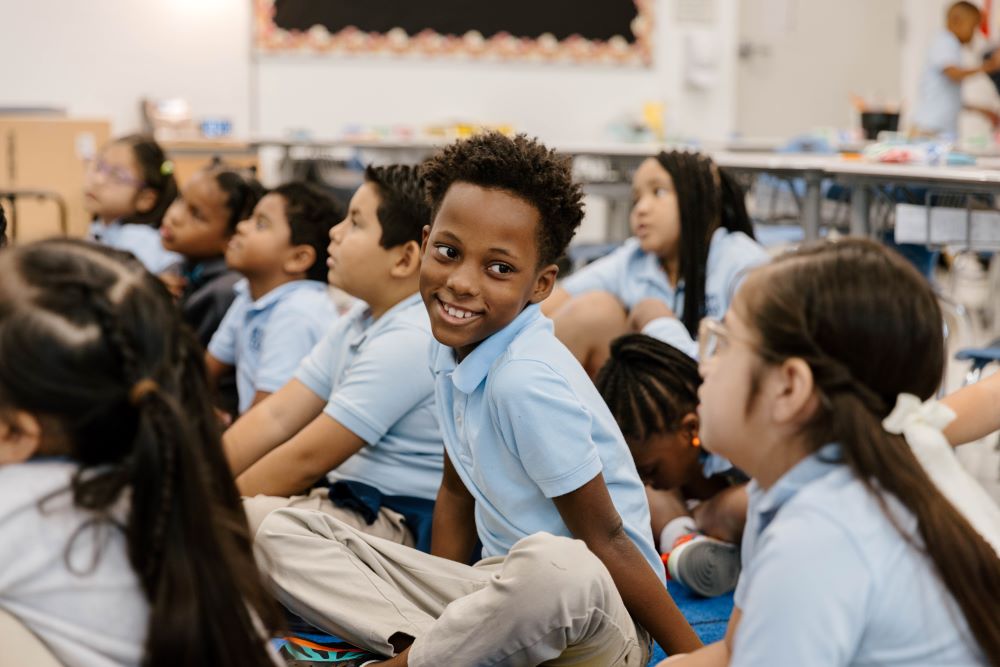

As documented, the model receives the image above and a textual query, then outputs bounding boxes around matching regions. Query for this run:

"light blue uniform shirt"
[295,293,443,500]
[731,444,982,666]
[208,279,337,414]
[911,30,964,138]
[88,220,182,274]
[563,228,769,353]
[430,304,663,581]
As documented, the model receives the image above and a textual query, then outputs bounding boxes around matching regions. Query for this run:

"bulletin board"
[254,0,653,66]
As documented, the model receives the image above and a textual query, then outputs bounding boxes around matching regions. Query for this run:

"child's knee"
[560,291,628,329]
[504,533,615,602]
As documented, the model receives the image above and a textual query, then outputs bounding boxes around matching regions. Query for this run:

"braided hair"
[206,160,265,234]
[654,151,754,337]
[0,239,280,667]
[595,333,701,443]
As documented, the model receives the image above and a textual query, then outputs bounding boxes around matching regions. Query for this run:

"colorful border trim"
[254,0,653,66]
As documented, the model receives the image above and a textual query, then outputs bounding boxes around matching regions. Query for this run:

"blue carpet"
[647,581,733,665]
[274,580,733,666]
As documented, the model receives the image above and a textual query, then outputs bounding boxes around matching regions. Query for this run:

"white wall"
[254,0,741,143]
[0,0,251,135]
[0,0,739,144]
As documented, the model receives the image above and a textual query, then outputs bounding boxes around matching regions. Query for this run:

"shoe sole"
[670,538,741,598]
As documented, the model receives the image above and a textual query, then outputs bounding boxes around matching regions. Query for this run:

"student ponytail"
[744,238,1000,663]
[0,239,280,667]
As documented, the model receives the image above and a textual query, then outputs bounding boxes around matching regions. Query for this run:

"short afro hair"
[364,164,431,248]
[422,132,584,266]
[271,182,344,282]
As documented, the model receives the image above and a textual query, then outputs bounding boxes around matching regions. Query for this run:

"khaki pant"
[0,610,61,667]
[256,509,650,667]
[243,487,415,547]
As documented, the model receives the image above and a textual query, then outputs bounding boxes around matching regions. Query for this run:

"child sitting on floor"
[544,150,769,375]
[596,333,747,597]
[84,134,181,273]
[223,165,443,549]
[206,182,341,415]
[255,133,702,666]
[0,239,280,667]
[664,239,1000,666]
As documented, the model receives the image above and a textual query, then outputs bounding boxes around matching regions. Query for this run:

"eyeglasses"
[698,317,763,361]
[85,159,144,187]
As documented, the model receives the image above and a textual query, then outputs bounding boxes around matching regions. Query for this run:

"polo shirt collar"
[439,303,543,394]
[348,291,422,351]
[749,443,842,533]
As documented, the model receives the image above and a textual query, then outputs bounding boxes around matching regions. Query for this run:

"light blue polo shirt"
[911,29,964,138]
[731,444,982,666]
[295,293,443,500]
[208,279,336,414]
[88,220,182,274]
[562,228,769,351]
[430,303,663,581]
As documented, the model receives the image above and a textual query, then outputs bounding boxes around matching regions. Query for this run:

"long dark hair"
[654,151,754,337]
[743,238,1000,662]
[0,239,281,667]
[595,333,701,443]
[116,134,178,228]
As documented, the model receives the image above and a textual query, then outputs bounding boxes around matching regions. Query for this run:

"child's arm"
[223,379,326,475]
[659,609,741,666]
[204,353,232,392]
[942,371,1000,446]
[553,473,702,656]
[235,413,365,496]
[430,452,478,563]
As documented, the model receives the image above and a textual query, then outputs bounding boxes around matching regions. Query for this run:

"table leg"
[802,171,822,241]
[849,185,871,237]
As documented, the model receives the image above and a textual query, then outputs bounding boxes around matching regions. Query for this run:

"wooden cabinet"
[0,117,111,242]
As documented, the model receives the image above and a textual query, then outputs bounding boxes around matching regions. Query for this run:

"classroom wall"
[253,0,741,143]
[0,0,739,144]
[0,0,252,136]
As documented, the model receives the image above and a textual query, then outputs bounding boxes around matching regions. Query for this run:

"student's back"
[0,240,280,667]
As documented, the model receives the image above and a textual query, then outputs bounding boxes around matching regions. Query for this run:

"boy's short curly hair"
[422,133,584,266]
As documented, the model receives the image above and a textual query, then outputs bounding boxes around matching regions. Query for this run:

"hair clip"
[160,160,174,176]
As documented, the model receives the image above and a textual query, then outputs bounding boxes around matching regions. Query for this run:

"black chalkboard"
[272,0,640,43]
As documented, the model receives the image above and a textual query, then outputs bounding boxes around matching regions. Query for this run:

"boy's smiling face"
[420,182,558,360]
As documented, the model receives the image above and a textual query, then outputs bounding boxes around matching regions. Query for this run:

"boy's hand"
[159,272,187,300]
[628,298,675,333]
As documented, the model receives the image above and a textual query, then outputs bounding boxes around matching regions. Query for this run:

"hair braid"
[596,334,702,443]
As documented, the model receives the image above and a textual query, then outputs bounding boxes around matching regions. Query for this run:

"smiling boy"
[256,133,701,666]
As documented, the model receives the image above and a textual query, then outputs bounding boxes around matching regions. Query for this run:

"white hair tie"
[883,393,1000,556]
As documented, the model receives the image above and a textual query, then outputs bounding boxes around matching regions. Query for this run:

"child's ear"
[528,263,559,304]
[679,412,700,444]
[0,410,43,465]
[420,225,431,256]
[771,358,820,426]
[284,245,317,276]
[134,188,157,214]
[390,240,422,279]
